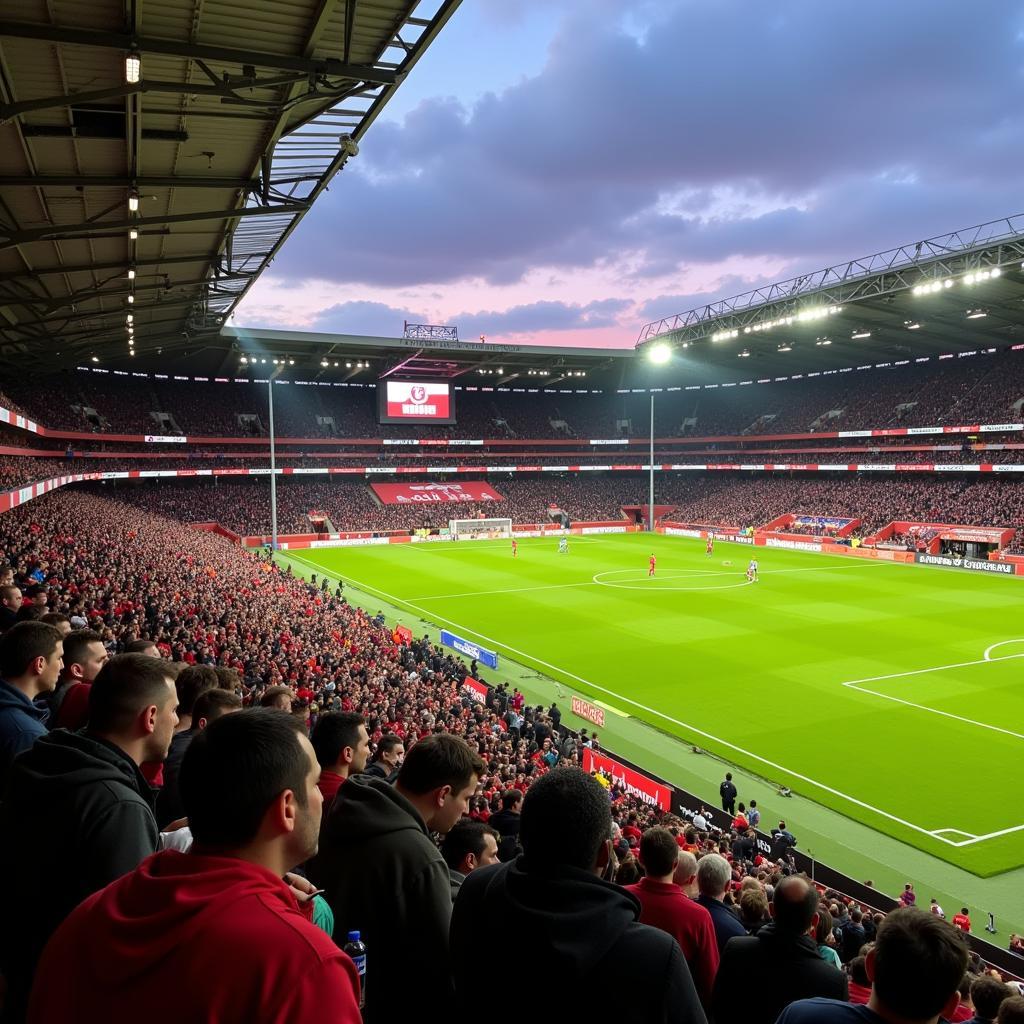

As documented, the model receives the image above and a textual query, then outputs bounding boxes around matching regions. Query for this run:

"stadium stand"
[0,485,1021,1020]
[64,474,1024,551]
[3,349,1024,440]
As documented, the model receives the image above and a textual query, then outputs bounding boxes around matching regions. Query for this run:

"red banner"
[393,624,413,645]
[461,676,488,701]
[571,696,606,728]
[370,481,504,505]
[582,748,672,811]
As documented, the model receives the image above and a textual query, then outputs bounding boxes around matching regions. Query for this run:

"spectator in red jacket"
[46,628,109,731]
[28,709,361,1024]
[626,826,719,1007]
[310,710,371,811]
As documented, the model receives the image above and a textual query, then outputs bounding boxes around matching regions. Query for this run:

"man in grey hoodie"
[311,733,483,1024]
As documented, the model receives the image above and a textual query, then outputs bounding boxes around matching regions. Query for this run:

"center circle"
[592,568,754,592]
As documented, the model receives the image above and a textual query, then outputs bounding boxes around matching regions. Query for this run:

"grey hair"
[675,850,698,880]
[697,853,732,897]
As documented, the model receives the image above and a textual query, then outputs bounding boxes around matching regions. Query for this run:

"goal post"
[449,517,514,540]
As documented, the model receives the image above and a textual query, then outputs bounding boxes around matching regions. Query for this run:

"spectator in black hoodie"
[0,653,178,1022]
[451,767,706,1024]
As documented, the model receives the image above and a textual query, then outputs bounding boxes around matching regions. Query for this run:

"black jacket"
[711,922,848,1024]
[156,726,196,828]
[362,760,398,783]
[452,859,706,1024]
[308,776,454,1024]
[0,729,159,1021]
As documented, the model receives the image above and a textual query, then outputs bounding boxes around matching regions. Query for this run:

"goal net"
[450,517,514,540]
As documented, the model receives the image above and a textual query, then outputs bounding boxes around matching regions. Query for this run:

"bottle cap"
[347,930,361,942]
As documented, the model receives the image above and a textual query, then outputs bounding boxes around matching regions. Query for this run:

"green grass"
[288,533,1024,878]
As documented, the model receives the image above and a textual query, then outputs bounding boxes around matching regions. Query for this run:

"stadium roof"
[221,325,634,388]
[0,0,461,370]
[633,214,1024,382]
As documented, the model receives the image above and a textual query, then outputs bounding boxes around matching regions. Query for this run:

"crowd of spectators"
[4,351,1024,441]
[57,471,1024,555]
[0,487,1022,1021]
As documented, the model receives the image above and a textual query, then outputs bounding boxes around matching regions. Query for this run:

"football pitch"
[288,533,1024,877]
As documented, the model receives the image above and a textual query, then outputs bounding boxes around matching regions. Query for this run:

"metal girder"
[0,252,224,282]
[0,174,259,189]
[344,0,359,65]
[0,296,198,332]
[0,21,400,84]
[638,219,1024,346]
[0,201,306,249]
[0,75,319,122]
[23,272,252,315]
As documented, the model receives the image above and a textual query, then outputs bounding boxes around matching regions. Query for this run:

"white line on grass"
[408,580,598,602]
[984,639,1024,661]
[284,551,993,849]
[408,560,886,602]
[842,654,1024,742]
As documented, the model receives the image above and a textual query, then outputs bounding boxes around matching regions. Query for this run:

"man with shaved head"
[711,874,847,1024]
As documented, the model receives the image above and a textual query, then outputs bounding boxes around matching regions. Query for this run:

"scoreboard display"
[377,380,455,424]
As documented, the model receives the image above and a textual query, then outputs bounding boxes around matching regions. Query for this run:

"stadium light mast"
[645,343,671,532]
[649,393,655,532]
[267,367,282,554]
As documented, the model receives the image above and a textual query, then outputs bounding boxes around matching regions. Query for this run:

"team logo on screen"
[410,385,427,403]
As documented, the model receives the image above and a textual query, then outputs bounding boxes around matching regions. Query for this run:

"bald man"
[711,874,847,1024]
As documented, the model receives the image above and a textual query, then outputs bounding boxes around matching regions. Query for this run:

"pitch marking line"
[285,551,1013,849]
[985,639,1024,661]
[407,561,885,602]
[841,652,1024,744]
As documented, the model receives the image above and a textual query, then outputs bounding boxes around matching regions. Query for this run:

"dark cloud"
[309,297,633,340]
[311,300,424,336]
[454,297,633,337]
[270,2,1024,293]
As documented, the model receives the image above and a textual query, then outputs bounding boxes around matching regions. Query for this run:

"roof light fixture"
[125,52,141,84]
[128,189,139,213]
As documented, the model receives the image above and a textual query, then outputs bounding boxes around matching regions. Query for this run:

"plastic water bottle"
[343,930,367,1008]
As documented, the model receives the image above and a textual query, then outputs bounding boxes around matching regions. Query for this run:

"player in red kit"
[512,539,518,558]
[951,908,971,933]
[648,553,656,577]
[706,533,714,557]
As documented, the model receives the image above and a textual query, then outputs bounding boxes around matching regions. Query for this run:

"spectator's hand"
[284,872,322,902]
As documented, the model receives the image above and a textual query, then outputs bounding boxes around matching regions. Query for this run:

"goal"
[449,517,513,540]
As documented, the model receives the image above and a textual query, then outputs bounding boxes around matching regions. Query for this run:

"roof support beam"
[0,201,306,250]
[0,22,399,84]
[0,297,198,332]
[0,174,259,189]
[0,253,227,282]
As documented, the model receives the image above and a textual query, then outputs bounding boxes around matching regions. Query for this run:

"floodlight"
[648,343,671,365]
